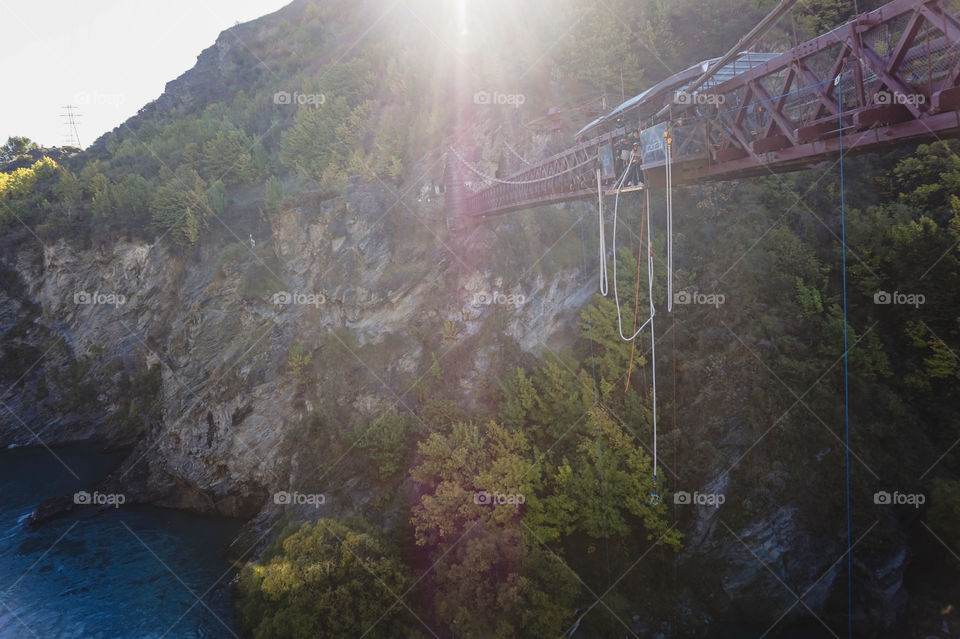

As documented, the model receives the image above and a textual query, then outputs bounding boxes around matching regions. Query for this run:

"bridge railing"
[638,0,960,181]
[450,0,960,216]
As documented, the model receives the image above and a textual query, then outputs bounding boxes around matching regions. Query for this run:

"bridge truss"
[447,0,960,218]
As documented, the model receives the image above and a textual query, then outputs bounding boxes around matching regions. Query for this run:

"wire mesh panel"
[805,42,844,81]
[780,75,817,124]
[863,12,913,58]
[899,20,951,91]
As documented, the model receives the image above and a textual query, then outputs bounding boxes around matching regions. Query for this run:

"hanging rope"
[594,143,660,486]
[665,130,675,312]
[602,150,655,340]
[448,145,597,186]
[646,185,659,487]
[836,72,854,639]
[597,169,609,296]
[625,191,647,391]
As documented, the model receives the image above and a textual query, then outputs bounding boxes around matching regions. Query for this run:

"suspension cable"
[504,139,534,166]
[448,145,597,186]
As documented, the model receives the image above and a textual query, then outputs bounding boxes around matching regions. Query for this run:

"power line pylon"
[60,105,82,148]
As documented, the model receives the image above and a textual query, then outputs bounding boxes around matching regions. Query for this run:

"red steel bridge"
[446,0,960,219]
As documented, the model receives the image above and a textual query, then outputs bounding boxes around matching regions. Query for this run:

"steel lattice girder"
[452,0,960,217]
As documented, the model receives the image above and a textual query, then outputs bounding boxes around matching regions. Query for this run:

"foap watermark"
[674,490,726,507]
[874,290,924,308]
[272,291,326,308]
[73,290,127,308]
[472,291,526,307]
[74,91,126,107]
[274,491,326,508]
[673,290,725,308]
[874,90,926,106]
[74,490,126,508]
[674,90,725,106]
[473,90,526,108]
[473,490,525,508]
[273,90,326,107]
[874,490,925,508]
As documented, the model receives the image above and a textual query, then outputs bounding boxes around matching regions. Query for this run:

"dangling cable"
[599,152,633,296]
[665,130,675,312]
[625,193,647,391]
[612,185,654,339]
[601,149,660,489]
[607,150,654,341]
[836,73,854,639]
[597,169,609,296]
[646,185,659,488]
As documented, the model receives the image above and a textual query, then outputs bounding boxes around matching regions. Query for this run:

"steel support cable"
[836,73,854,639]
[448,145,597,186]
[504,139,535,166]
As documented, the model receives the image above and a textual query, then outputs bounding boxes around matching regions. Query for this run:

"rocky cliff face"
[1,166,601,522]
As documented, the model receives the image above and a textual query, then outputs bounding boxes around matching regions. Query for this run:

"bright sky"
[0,1,292,149]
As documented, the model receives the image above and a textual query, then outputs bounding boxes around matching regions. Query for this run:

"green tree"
[264,175,284,215]
[150,167,210,246]
[534,409,681,547]
[236,518,422,639]
[355,408,413,480]
[54,169,82,218]
[202,127,255,184]
[410,421,579,638]
[205,179,228,215]
[0,157,57,200]
[929,479,960,555]
[279,96,354,187]
[554,0,644,92]
[88,173,113,219]
[286,344,313,377]
[0,136,38,163]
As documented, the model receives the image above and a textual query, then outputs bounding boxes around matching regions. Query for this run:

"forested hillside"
[2,0,959,637]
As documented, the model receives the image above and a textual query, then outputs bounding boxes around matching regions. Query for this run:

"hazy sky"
[0,1,292,149]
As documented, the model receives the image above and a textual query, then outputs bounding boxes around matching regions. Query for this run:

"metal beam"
[653,0,799,119]
[451,0,960,219]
